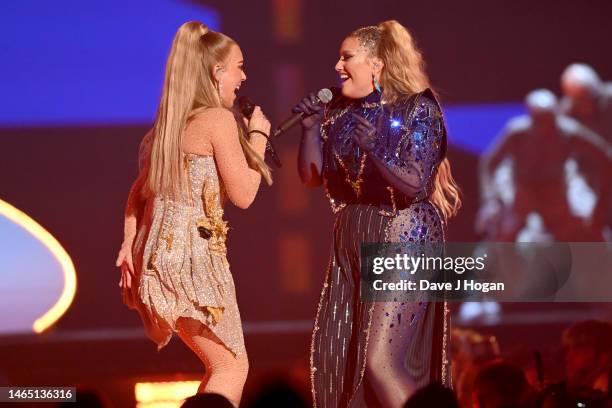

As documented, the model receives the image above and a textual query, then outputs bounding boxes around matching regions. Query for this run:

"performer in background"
[115,21,272,407]
[296,20,461,407]
[560,63,612,145]
[477,89,612,242]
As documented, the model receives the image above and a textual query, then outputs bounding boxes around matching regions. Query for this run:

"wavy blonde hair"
[351,20,461,221]
[146,21,271,199]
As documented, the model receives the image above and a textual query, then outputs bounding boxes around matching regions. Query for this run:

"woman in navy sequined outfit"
[295,21,461,407]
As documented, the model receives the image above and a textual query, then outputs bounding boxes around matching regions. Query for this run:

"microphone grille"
[237,96,255,118]
[317,88,334,104]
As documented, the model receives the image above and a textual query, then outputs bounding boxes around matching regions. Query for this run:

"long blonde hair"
[146,21,271,199]
[351,20,461,221]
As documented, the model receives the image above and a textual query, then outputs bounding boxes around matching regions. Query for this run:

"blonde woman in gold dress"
[115,21,272,407]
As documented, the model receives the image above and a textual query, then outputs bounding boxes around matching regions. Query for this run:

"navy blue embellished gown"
[309,88,451,407]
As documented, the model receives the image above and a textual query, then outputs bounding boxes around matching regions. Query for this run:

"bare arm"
[190,107,269,209]
[116,163,147,288]
[121,127,154,246]
[123,169,147,243]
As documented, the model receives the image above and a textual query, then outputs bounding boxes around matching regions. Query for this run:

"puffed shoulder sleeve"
[371,88,446,196]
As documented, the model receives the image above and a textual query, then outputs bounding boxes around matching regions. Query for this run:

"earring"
[215,80,223,100]
[215,67,225,100]
[372,73,382,93]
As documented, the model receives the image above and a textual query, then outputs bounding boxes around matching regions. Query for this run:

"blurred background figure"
[560,63,612,145]
[451,328,501,408]
[472,360,536,408]
[476,89,612,243]
[562,320,612,395]
[534,319,612,408]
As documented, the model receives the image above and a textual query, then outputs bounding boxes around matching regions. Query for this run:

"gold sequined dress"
[123,154,246,357]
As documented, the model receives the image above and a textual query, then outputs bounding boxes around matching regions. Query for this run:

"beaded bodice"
[320,88,447,214]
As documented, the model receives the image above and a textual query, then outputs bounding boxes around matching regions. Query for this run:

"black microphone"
[272,88,334,138]
[237,96,282,167]
[237,96,255,119]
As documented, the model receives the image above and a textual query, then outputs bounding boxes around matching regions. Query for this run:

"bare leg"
[176,317,249,407]
[365,301,426,408]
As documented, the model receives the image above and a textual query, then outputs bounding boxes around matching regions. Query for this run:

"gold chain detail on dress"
[320,105,352,142]
[309,259,333,408]
[378,186,398,217]
[320,98,383,211]
[334,151,368,197]
[322,175,347,214]
[321,105,351,213]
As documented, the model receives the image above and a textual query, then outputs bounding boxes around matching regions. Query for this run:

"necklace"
[334,151,367,197]
[321,93,384,207]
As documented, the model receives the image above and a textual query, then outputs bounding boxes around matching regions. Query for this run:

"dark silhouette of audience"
[181,392,234,408]
[472,360,536,408]
[245,380,308,408]
[403,382,460,407]
[57,386,112,408]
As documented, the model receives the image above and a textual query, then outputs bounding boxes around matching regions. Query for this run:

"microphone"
[237,96,255,119]
[237,96,282,167]
[272,88,334,138]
